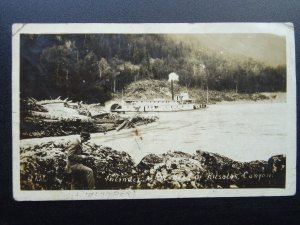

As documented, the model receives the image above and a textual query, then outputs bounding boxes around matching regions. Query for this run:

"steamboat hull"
[110,92,207,113]
[111,102,207,113]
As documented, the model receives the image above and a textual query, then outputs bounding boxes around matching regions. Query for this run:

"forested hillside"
[20,34,286,103]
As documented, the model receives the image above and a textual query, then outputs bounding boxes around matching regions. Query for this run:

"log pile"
[21,118,94,138]
[21,98,93,138]
[20,98,158,138]
[92,114,158,132]
[21,98,48,116]
[115,115,159,131]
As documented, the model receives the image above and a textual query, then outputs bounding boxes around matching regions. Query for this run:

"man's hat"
[80,131,90,138]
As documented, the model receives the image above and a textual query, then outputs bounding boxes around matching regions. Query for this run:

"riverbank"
[20,98,287,164]
[217,92,286,105]
[20,98,158,139]
[20,89,285,139]
[20,139,286,190]
[112,79,286,104]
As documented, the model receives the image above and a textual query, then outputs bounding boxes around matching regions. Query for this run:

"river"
[92,102,287,163]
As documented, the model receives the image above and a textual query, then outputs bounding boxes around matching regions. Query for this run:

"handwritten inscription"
[203,171,274,181]
[104,170,275,184]
[205,172,239,180]
[105,175,139,183]
[241,171,274,180]
[71,190,134,199]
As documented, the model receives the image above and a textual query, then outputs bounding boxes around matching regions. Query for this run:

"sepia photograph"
[12,23,296,200]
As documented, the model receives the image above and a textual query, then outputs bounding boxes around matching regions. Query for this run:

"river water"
[92,102,287,163]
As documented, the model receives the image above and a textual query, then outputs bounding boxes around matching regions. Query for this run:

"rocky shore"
[20,140,286,190]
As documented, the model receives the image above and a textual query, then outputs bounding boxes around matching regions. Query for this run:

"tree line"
[20,34,286,103]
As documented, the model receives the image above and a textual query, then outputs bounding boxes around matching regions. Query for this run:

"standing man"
[66,131,95,190]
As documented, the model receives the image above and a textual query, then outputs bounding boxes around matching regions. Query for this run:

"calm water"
[92,102,287,163]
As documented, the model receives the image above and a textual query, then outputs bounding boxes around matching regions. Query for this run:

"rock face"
[135,150,286,189]
[20,142,286,190]
[78,143,135,189]
[20,141,70,190]
[20,140,135,190]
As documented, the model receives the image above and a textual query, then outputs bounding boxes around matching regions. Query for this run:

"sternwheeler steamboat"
[111,73,207,112]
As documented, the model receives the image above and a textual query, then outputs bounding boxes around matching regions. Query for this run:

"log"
[93,118,116,124]
[116,119,130,131]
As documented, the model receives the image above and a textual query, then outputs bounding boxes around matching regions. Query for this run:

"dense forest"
[20,34,286,103]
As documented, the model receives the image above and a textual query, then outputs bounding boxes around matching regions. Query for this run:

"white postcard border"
[12,23,296,201]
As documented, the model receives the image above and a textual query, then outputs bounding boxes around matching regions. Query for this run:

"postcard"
[12,23,296,200]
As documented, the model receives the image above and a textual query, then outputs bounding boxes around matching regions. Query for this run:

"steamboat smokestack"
[168,72,179,101]
[171,80,174,100]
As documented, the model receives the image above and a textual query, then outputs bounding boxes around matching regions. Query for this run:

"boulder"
[20,141,70,190]
[136,151,205,189]
[20,140,135,190]
[80,142,136,189]
[135,150,286,189]
[20,141,286,190]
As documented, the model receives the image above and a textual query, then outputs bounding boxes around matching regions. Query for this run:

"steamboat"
[111,77,207,112]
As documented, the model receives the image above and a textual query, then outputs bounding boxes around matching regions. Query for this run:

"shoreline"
[20,133,282,165]
[216,98,286,105]
[20,96,286,164]
[208,92,286,105]
[19,138,286,190]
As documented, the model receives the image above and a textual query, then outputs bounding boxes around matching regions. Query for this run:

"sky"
[170,34,286,67]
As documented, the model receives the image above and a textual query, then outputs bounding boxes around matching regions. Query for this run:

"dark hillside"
[20,34,286,103]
